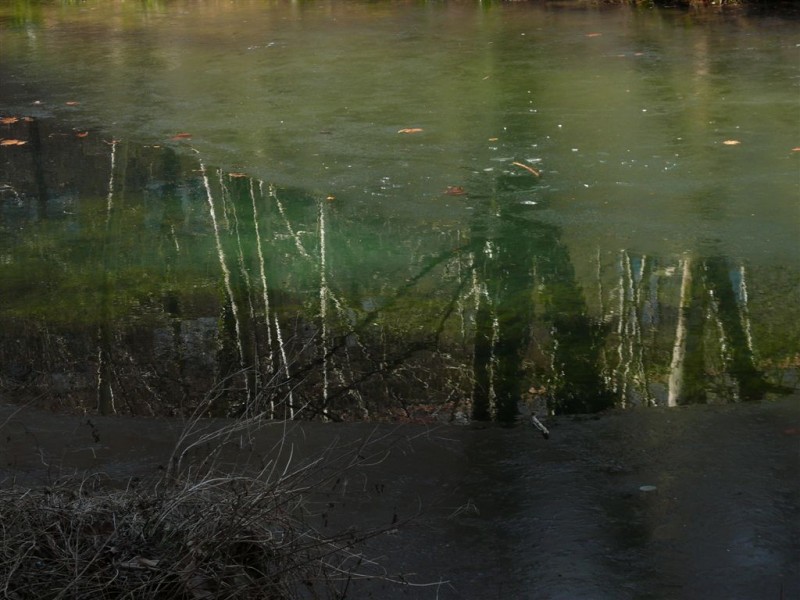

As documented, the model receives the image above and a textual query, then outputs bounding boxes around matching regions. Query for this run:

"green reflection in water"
[0,119,794,419]
[0,0,797,418]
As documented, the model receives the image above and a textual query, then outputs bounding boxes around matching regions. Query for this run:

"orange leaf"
[76,131,89,138]
[0,139,27,146]
[722,140,741,146]
[65,101,80,106]
[586,33,602,38]
[791,147,800,153]
[444,186,467,196]
[398,128,423,134]
[171,132,193,141]
[0,116,19,125]
[228,172,247,178]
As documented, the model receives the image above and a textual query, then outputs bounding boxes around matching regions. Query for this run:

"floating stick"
[530,414,550,439]
[511,161,541,177]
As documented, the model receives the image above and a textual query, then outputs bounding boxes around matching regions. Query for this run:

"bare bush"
[0,391,409,599]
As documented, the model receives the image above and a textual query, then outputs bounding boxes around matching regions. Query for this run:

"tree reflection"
[668,251,771,405]
[0,122,791,419]
[469,172,613,422]
[704,256,769,401]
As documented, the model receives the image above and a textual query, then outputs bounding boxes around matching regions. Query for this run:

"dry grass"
[0,476,376,599]
[0,392,410,599]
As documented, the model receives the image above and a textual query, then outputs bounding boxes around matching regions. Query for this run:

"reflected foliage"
[0,119,794,420]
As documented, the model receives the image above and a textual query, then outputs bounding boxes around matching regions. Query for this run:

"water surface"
[1,0,797,418]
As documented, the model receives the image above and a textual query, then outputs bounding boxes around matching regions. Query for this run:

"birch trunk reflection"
[97,139,120,415]
[668,257,692,407]
[668,254,770,405]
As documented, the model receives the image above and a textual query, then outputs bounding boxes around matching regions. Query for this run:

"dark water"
[0,0,798,419]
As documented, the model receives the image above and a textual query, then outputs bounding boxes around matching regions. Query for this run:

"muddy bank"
[1,397,798,599]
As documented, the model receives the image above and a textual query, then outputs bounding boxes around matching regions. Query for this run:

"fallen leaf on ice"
[444,186,467,196]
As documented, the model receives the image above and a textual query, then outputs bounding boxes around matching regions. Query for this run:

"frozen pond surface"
[1,1,798,419]
[1,396,798,598]
[2,2,799,596]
